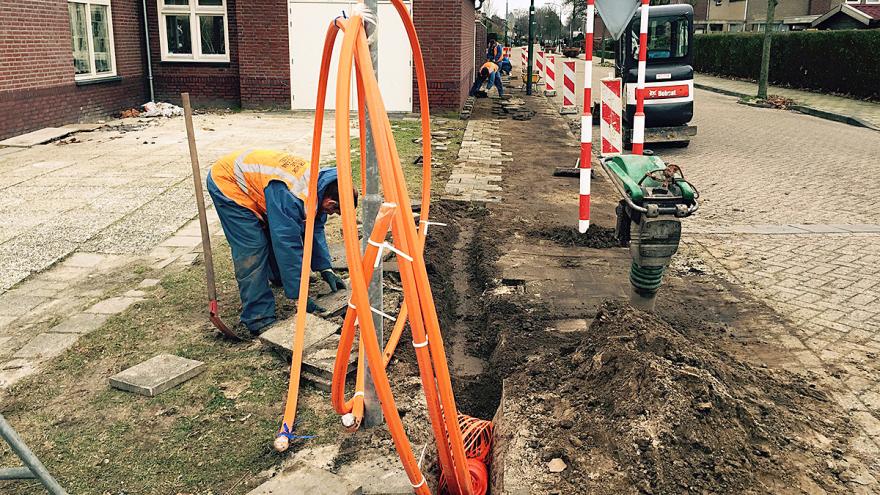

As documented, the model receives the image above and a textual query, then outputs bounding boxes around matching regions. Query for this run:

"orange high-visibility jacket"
[210,149,310,218]
[480,62,499,75]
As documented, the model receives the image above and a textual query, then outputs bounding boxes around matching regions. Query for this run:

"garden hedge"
[694,30,880,99]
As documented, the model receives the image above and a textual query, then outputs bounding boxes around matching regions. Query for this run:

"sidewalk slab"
[109,354,205,397]
[258,314,340,356]
[694,74,880,131]
[247,463,362,495]
[0,127,73,147]
[13,332,78,359]
[85,296,142,315]
[335,454,411,495]
[49,313,109,334]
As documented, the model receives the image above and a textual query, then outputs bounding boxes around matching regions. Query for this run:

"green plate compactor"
[602,153,699,311]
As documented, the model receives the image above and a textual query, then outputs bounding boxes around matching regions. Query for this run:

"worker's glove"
[306,297,326,314]
[321,269,346,293]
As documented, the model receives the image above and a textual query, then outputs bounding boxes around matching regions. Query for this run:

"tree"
[757,0,778,99]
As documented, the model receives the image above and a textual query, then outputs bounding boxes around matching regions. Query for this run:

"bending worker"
[469,61,503,98]
[207,149,355,335]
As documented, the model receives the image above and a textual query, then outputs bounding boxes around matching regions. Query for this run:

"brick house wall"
[0,0,146,141]
[413,0,477,110]
[475,20,488,72]
[235,0,290,108]
[144,0,241,106]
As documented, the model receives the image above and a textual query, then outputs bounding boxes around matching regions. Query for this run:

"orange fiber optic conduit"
[273,3,488,494]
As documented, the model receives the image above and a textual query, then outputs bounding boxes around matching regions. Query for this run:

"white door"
[288,0,413,112]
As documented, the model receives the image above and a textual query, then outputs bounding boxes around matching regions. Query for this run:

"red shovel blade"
[210,300,241,341]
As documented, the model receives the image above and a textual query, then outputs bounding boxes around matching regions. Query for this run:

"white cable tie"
[417,443,429,469]
[367,239,412,268]
[412,338,429,349]
[353,391,365,398]
[410,475,427,489]
[349,301,396,321]
[382,202,398,208]
[418,220,447,236]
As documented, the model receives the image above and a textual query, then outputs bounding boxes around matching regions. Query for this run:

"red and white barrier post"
[632,0,649,155]
[521,47,527,78]
[600,77,623,156]
[536,50,545,84]
[560,61,577,115]
[579,0,595,233]
[544,54,557,97]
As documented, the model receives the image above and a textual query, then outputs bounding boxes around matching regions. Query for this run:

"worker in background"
[486,38,503,64]
[207,149,355,335]
[470,61,504,98]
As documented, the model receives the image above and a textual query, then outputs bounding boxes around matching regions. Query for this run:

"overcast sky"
[486,0,572,17]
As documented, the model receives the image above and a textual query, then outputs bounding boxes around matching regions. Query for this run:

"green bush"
[694,30,880,99]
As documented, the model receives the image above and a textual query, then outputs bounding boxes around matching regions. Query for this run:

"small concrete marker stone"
[259,314,340,357]
[138,278,161,288]
[109,354,206,397]
[86,296,142,314]
[247,462,362,495]
[13,333,79,359]
[49,313,109,334]
[548,458,567,473]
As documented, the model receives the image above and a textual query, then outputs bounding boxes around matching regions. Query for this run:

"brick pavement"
[443,118,509,202]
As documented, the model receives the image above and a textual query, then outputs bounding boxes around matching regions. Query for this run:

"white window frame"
[158,0,230,63]
[865,0,879,5]
[68,0,117,81]
[845,0,860,4]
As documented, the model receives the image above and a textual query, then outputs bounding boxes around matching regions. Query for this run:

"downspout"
[142,0,155,102]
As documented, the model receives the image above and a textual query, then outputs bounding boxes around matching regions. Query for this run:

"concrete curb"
[693,82,879,132]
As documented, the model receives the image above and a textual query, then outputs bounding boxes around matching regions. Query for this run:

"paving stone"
[13,332,79,359]
[335,455,410,495]
[247,462,362,495]
[62,252,107,268]
[109,354,206,397]
[124,290,147,298]
[85,296,142,315]
[160,235,202,248]
[0,337,12,356]
[138,278,161,288]
[315,288,351,318]
[48,313,109,334]
[0,127,73,147]
[0,359,36,388]
[259,314,340,357]
[302,334,357,380]
[0,292,47,317]
[0,316,16,332]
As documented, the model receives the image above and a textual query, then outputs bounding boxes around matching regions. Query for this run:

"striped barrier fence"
[600,77,623,157]
[560,61,577,115]
[632,0,650,155]
[544,54,557,97]
[578,0,595,233]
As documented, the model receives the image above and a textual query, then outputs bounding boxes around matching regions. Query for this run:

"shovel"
[181,92,240,341]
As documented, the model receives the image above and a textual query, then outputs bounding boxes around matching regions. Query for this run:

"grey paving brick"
[49,313,109,334]
[109,354,205,397]
[85,296,142,315]
[13,332,78,359]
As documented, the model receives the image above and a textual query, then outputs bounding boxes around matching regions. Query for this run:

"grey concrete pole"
[361,0,384,428]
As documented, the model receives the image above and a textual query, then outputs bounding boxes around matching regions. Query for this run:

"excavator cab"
[615,4,696,146]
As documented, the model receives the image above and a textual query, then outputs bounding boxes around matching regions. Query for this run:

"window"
[631,15,689,61]
[68,0,116,80]
[158,0,229,62]
[845,0,860,4]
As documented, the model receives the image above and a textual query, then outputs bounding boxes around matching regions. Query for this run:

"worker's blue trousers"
[206,172,277,333]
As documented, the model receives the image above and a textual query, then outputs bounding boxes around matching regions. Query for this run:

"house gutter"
[142,0,155,102]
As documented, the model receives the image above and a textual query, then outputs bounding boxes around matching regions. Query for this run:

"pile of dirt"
[499,301,860,494]
[531,225,619,249]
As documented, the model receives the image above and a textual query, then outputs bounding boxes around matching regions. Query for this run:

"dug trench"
[444,93,879,494]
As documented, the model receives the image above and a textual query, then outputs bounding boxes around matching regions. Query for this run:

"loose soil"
[501,301,861,494]
[531,224,619,249]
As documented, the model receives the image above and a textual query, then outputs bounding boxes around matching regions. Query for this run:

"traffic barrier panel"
[579,0,595,233]
[600,77,623,157]
[560,61,577,114]
[544,54,557,97]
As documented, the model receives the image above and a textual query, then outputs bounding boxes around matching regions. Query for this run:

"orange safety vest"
[480,62,498,75]
[210,149,310,218]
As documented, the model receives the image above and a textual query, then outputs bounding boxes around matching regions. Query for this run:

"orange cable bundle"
[272,1,491,494]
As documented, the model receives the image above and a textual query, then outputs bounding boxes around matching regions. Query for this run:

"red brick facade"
[0,0,146,141]
[0,0,476,140]
[414,0,477,110]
